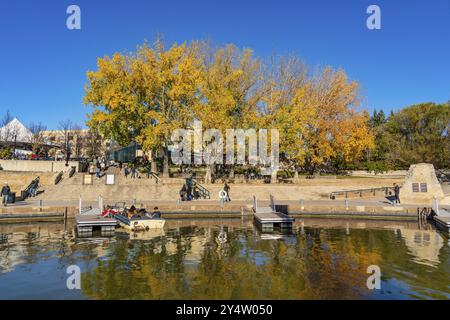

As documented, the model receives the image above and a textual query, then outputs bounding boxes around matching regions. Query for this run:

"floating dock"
[75,207,117,234]
[431,199,450,233]
[433,215,450,233]
[253,195,295,232]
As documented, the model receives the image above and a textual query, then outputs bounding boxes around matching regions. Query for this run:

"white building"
[0,117,32,143]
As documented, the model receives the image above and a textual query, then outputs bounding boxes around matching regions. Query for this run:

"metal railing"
[148,171,161,184]
[191,178,210,199]
[330,186,395,200]
[54,171,63,185]
[20,177,40,201]
[68,166,76,178]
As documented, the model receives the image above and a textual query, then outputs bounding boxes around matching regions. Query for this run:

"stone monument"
[399,163,445,204]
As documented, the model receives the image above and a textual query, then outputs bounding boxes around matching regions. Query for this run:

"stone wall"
[0,160,80,173]
[0,171,56,193]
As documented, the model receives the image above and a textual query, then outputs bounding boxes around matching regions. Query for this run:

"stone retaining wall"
[0,160,80,173]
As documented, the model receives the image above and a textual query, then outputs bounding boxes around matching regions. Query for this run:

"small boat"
[103,206,165,232]
[115,214,166,232]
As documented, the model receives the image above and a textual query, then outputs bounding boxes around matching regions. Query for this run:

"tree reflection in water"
[1,221,448,300]
[80,225,447,300]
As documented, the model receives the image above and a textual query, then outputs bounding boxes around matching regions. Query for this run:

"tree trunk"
[205,166,212,184]
[162,146,170,178]
[294,169,299,183]
[151,158,157,174]
[229,167,235,180]
[271,169,278,184]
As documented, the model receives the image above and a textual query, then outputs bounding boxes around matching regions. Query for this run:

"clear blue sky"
[0,0,449,129]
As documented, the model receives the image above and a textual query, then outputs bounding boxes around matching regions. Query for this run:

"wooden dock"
[76,208,117,234]
[431,199,450,233]
[253,195,295,232]
[433,215,450,233]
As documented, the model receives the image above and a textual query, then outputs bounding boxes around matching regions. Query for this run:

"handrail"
[54,171,64,185]
[68,166,76,178]
[330,186,395,199]
[20,177,40,201]
[149,171,161,184]
[192,178,210,199]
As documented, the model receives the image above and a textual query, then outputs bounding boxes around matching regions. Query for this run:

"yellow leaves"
[84,37,373,171]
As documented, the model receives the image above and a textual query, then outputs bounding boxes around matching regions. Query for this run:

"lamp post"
[12,134,17,160]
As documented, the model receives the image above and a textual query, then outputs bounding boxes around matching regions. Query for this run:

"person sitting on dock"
[180,184,187,201]
[127,205,137,219]
[151,206,161,219]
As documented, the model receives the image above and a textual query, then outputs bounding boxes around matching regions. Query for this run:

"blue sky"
[0,0,449,129]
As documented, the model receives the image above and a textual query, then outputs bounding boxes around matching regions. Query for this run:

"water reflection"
[0,218,448,300]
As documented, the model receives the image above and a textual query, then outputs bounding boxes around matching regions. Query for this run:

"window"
[412,183,419,193]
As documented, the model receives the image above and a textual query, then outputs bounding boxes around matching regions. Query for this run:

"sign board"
[83,174,93,185]
[106,174,115,185]
[420,183,428,193]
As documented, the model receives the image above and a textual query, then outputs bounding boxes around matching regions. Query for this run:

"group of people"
[179,184,200,201]
[119,161,139,179]
[92,157,108,178]
[126,205,161,220]
[179,180,231,202]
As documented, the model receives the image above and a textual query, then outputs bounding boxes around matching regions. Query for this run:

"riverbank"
[0,198,439,223]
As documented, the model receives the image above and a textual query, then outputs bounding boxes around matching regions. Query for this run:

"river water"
[0,218,448,300]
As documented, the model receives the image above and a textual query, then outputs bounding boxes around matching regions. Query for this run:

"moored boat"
[103,205,165,232]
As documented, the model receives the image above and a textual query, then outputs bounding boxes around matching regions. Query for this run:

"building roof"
[0,118,32,143]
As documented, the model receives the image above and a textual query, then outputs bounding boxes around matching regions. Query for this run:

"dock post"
[64,207,68,221]
[432,197,439,216]
[39,199,42,212]
[79,195,82,215]
[300,199,304,211]
[345,199,349,210]
[99,195,103,211]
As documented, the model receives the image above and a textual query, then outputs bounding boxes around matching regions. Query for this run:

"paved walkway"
[3,197,449,210]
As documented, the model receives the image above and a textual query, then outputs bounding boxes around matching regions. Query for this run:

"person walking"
[95,166,101,179]
[131,164,137,179]
[224,183,231,202]
[393,183,401,205]
[1,183,10,207]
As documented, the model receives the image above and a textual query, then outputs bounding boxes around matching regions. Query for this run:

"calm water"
[0,218,449,300]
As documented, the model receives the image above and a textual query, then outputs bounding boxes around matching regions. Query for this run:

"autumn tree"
[85,39,202,177]
[28,122,47,157]
[194,43,263,182]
